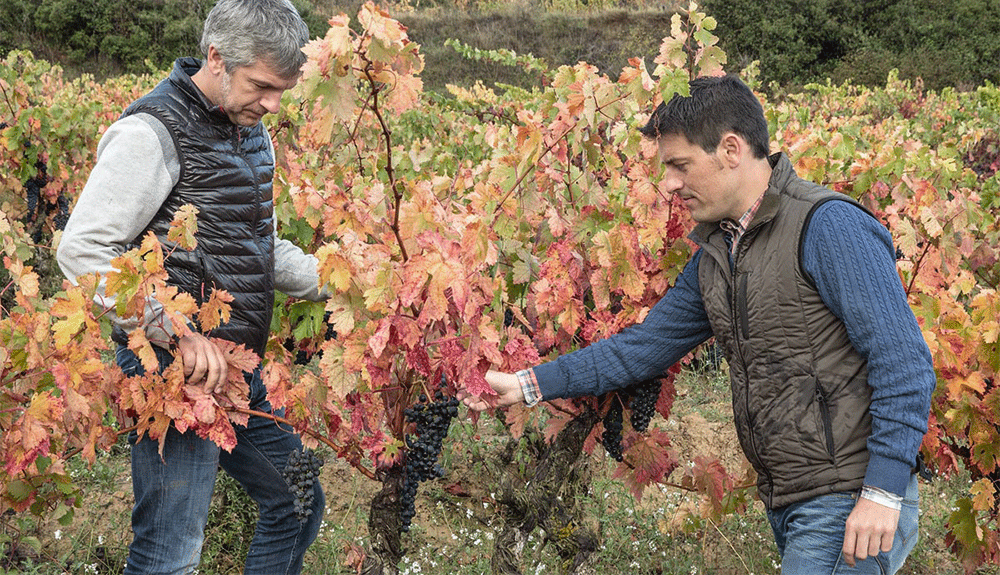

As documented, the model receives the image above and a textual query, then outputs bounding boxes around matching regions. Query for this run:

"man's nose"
[662,172,683,194]
[261,91,283,114]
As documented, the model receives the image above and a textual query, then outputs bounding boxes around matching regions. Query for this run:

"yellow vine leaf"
[25,391,62,442]
[358,2,405,51]
[315,244,354,293]
[197,288,234,332]
[126,328,160,374]
[138,233,165,274]
[620,57,656,102]
[947,373,988,401]
[318,343,362,400]
[385,73,423,114]
[49,287,93,348]
[971,478,996,512]
[166,204,199,250]
[299,16,357,144]
[159,286,199,334]
[311,14,352,78]
[655,15,688,74]
[7,258,39,303]
[324,293,356,334]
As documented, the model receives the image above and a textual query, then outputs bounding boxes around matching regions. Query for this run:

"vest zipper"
[232,124,270,355]
[233,126,263,246]
[816,385,836,459]
[737,273,750,335]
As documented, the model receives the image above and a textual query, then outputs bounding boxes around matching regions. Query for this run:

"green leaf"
[55,475,77,495]
[6,479,32,502]
[947,498,983,548]
[290,301,327,340]
[19,536,42,554]
[34,455,51,473]
[53,502,75,526]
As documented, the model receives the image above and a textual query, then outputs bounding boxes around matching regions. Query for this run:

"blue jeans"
[116,344,324,575]
[767,474,920,574]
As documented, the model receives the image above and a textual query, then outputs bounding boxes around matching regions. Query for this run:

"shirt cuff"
[864,453,915,497]
[860,485,903,511]
[517,369,541,407]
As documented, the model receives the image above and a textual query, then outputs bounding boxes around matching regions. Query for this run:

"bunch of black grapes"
[628,377,662,433]
[281,448,324,524]
[600,377,663,461]
[11,143,68,241]
[399,383,459,532]
[601,396,625,462]
[282,311,338,366]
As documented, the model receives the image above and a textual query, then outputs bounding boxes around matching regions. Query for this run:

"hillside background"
[1,0,998,94]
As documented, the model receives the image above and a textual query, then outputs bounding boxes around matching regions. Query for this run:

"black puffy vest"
[691,153,874,509]
[122,58,276,357]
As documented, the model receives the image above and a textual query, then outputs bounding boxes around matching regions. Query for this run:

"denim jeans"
[767,473,920,575]
[116,344,325,575]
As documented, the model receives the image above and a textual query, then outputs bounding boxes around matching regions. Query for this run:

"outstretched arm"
[462,251,712,410]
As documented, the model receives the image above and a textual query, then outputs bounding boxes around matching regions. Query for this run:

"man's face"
[218,59,298,127]
[656,133,740,223]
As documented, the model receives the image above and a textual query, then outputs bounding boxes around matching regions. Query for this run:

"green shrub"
[398,8,678,93]
[2,0,998,90]
[703,0,1000,92]
[0,0,329,77]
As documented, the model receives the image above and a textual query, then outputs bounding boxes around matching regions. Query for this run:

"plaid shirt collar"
[719,192,765,256]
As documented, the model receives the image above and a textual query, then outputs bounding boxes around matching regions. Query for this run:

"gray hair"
[199,0,310,79]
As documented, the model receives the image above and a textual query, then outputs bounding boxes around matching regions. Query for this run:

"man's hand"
[841,495,900,567]
[459,370,525,411]
[175,333,228,395]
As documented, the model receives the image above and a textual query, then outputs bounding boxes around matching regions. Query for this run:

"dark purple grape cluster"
[503,307,514,327]
[400,387,459,532]
[53,193,70,231]
[628,378,662,433]
[281,448,324,524]
[25,176,39,221]
[282,310,338,366]
[19,155,69,240]
[601,397,624,462]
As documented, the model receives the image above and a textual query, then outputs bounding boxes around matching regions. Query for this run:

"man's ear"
[203,45,226,76]
[717,132,746,168]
